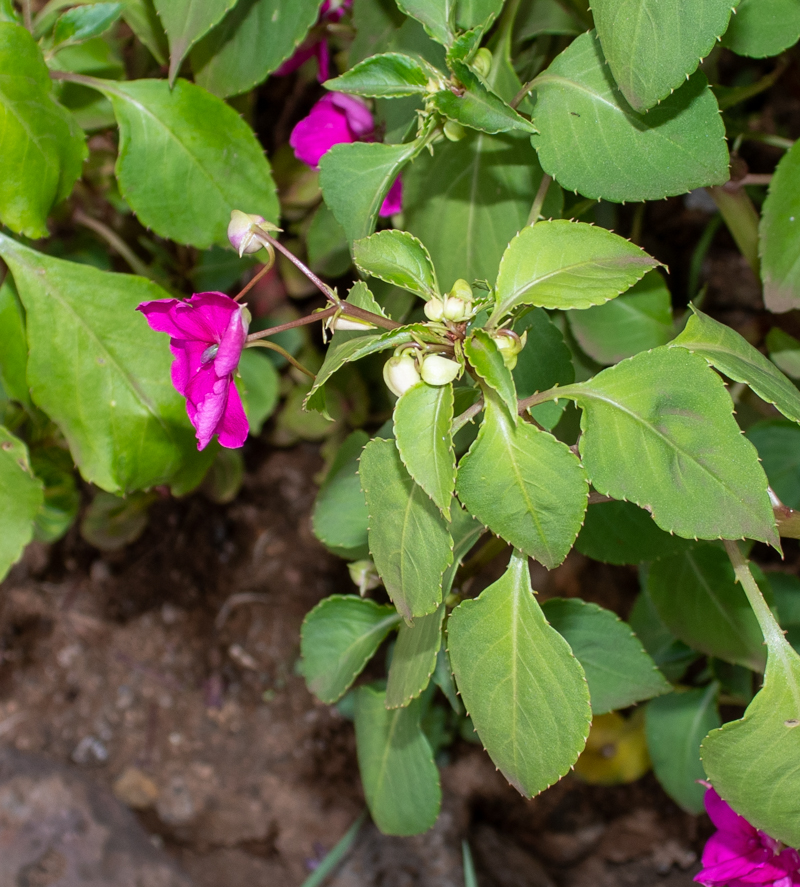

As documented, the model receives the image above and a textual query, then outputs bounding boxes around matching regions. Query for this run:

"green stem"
[724,540,786,650]
[705,185,761,276]
[300,811,367,887]
[526,175,552,227]
[715,58,789,111]
[73,208,159,282]
[22,0,32,31]
[687,214,722,300]
[246,340,316,379]
[452,398,484,435]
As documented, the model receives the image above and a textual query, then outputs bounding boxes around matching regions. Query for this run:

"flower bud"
[424,297,445,321]
[348,559,381,596]
[384,353,421,397]
[449,278,473,301]
[420,354,461,386]
[492,330,526,370]
[443,119,466,141]
[473,47,493,79]
[228,210,265,256]
[329,314,376,331]
[443,295,470,322]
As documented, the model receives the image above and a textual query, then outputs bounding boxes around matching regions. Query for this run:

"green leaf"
[0,234,205,493]
[53,3,123,48]
[386,605,445,708]
[395,0,454,45]
[355,684,441,835]
[516,0,582,39]
[747,419,800,510]
[325,52,433,98]
[30,446,80,543]
[512,308,573,431]
[448,551,591,797]
[121,0,168,65]
[0,274,30,407]
[320,141,418,245]
[395,381,455,516]
[92,77,278,249]
[354,230,440,300]
[560,348,778,546]
[456,391,588,569]
[312,431,370,559]
[442,500,484,595]
[646,685,721,813]
[0,0,20,23]
[80,490,154,550]
[200,447,243,504]
[592,0,736,113]
[191,0,322,98]
[153,0,237,85]
[701,631,800,845]
[491,220,659,322]
[575,500,691,565]
[301,596,401,704]
[722,0,800,58]
[456,0,503,30]
[760,139,800,313]
[404,132,549,289]
[307,202,351,278]
[569,271,674,365]
[432,61,537,136]
[766,328,800,380]
[671,307,800,425]
[236,348,279,436]
[0,427,44,581]
[360,438,453,621]
[542,598,670,714]
[0,23,86,238]
[464,329,518,421]
[648,544,767,671]
[531,31,729,202]
[629,589,700,682]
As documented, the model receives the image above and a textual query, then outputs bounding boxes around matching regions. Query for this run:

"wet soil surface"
[0,442,709,887]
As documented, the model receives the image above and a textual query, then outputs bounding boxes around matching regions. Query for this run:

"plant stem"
[527,175,552,227]
[687,214,722,300]
[724,540,786,650]
[452,398,484,435]
[246,307,338,341]
[234,261,273,302]
[705,185,761,276]
[22,0,32,31]
[246,340,316,378]
[73,208,157,281]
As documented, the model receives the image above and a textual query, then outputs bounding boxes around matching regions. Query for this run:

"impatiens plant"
[2,0,800,859]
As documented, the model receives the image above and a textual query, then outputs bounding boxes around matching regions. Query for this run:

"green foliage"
[448,551,591,797]
[355,685,441,835]
[153,0,237,85]
[30,446,80,543]
[52,3,123,49]
[491,220,659,320]
[386,606,445,708]
[0,427,44,581]
[569,271,674,365]
[592,0,736,112]
[236,349,279,435]
[360,438,453,621]
[326,52,433,97]
[531,32,729,202]
[395,382,455,516]
[747,419,800,509]
[647,685,721,813]
[456,391,587,569]
[395,0,455,46]
[0,23,86,238]
[647,545,767,671]
[464,331,518,420]
[561,348,777,545]
[80,490,154,550]
[542,598,670,714]
[0,275,31,408]
[760,139,800,313]
[354,230,440,300]
[94,77,278,248]
[0,234,204,493]
[301,596,401,704]
[191,0,322,98]
[722,0,800,58]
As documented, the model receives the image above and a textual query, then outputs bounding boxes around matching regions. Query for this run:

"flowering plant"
[1,0,800,859]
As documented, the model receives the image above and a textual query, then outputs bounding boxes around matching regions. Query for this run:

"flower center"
[201,344,219,364]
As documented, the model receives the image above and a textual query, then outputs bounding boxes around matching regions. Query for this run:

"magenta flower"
[276,0,352,83]
[290,92,403,217]
[137,293,249,451]
[695,788,800,887]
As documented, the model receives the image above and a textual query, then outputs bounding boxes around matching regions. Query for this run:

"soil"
[1,440,708,887]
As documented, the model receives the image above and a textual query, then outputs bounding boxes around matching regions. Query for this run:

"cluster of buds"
[492,329,527,371]
[227,210,281,266]
[423,279,475,324]
[383,348,461,397]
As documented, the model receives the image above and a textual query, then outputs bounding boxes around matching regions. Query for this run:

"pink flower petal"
[216,379,249,449]
[705,789,757,839]
[316,38,330,82]
[290,94,358,168]
[187,372,229,450]
[137,299,184,337]
[214,307,247,377]
[328,92,374,137]
[379,175,403,217]
[169,338,207,397]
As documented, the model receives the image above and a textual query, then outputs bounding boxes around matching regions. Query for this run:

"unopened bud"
[493,330,526,370]
[420,354,461,386]
[449,278,473,301]
[443,119,466,141]
[227,210,281,257]
[443,295,470,322]
[329,313,375,331]
[424,298,445,321]
[348,559,381,596]
[473,47,492,79]
[384,353,421,397]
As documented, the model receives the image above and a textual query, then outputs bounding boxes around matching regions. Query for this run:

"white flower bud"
[443,295,471,322]
[329,315,376,331]
[473,48,493,79]
[424,298,445,321]
[384,354,421,397]
[420,354,461,386]
[492,330,526,370]
[228,210,265,256]
[449,278,473,301]
[443,120,466,141]
[348,559,381,596]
